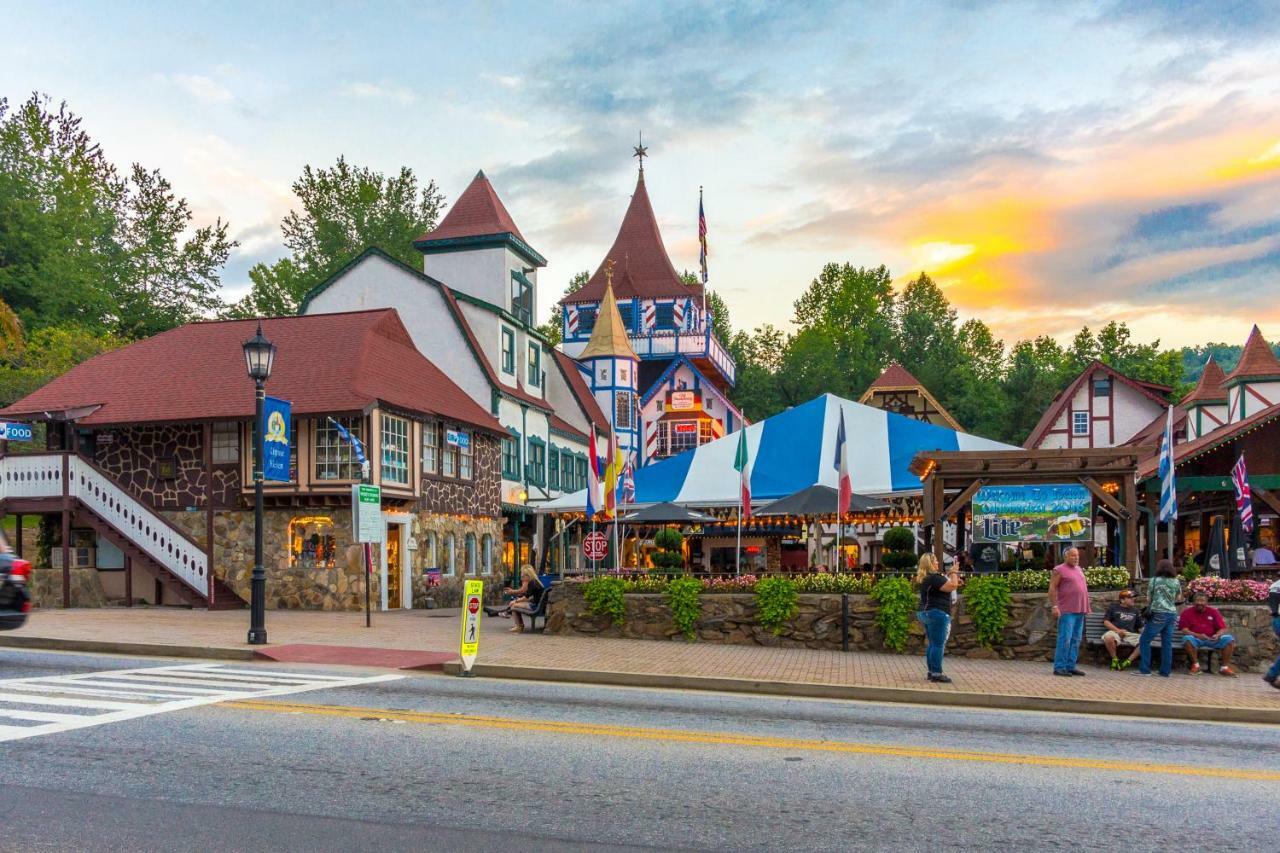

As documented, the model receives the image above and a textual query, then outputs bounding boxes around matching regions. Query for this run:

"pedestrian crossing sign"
[459,580,483,673]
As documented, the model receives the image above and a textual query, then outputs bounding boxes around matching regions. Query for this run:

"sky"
[3,0,1279,350]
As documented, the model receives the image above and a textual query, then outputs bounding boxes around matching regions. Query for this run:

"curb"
[441,662,1280,725]
[0,635,257,661]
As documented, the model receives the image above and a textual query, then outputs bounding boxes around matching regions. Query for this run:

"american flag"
[1232,454,1253,533]
[698,189,708,285]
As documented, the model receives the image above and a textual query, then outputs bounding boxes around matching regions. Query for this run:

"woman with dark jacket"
[503,565,545,633]
[916,554,962,683]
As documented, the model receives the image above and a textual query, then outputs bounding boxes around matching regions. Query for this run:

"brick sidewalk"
[6,608,1279,714]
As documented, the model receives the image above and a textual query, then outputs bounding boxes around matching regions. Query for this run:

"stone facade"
[95,425,240,509]
[421,432,502,517]
[548,586,1280,671]
[30,566,107,608]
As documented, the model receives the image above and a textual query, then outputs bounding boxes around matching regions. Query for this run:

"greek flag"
[1157,405,1177,523]
[329,417,367,465]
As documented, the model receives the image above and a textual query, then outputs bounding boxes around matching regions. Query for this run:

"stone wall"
[421,433,502,518]
[29,566,107,608]
[548,586,1280,670]
[95,425,240,509]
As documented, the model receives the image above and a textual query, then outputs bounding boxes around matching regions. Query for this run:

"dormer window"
[510,270,534,326]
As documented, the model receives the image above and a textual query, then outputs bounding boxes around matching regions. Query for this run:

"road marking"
[0,664,404,742]
[224,699,1280,783]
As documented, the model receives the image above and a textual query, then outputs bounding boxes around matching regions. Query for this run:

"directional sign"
[351,484,384,544]
[0,422,33,442]
[459,579,484,673]
[583,531,609,562]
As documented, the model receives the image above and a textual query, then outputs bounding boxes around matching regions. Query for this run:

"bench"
[1083,613,1222,671]
[512,585,551,633]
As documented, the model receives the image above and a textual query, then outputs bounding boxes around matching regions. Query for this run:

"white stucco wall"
[422,246,509,308]
[1111,382,1163,445]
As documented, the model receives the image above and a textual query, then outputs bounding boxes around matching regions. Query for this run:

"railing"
[626,330,736,386]
[0,453,208,597]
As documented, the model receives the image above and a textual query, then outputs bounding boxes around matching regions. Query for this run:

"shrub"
[1004,569,1051,592]
[881,551,919,571]
[582,576,627,626]
[666,577,703,641]
[882,526,915,552]
[1084,567,1131,590]
[791,573,877,594]
[650,527,685,573]
[754,577,799,635]
[1180,557,1201,583]
[963,575,1011,648]
[623,575,672,594]
[870,576,915,652]
[1187,576,1270,602]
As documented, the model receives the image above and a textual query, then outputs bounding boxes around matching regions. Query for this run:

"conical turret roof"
[1181,357,1227,405]
[1225,326,1280,383]
[563,171,701,304]
[415,170,532,245]
[579,280,637,361]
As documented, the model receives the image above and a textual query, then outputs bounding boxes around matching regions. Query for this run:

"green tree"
[537,270,589,345]
[791,263,896,394]
[894,272,960,394]
[729,324,790,420]
[225,259,305,320]
[1000,336,1070,444]
[0,323,123,406]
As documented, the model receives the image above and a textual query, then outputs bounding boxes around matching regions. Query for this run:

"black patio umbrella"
[1227,512,1250,578]
[756,484,887,517]
[1203,516,1230,578]
[617,502,719,524]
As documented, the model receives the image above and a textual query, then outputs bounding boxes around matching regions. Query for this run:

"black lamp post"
[242,323,275,644]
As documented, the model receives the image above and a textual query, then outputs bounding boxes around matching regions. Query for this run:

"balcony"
[627,329,736,387]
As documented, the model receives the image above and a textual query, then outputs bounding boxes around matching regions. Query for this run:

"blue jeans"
[919,609,950,675]
[1053,612,1085,672]
[1140,611,1176,676]
[1266,617,1280,683]
[1184,634,1235,651]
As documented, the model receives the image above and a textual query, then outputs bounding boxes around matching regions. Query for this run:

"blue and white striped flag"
[1158,405,1177,523]
[328,417,367,466]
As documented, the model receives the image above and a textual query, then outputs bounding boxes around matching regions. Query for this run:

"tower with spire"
[560,146,742,464]
[578,262,640,460]
[1181,357,1228,440]
[1224,326,1280,423]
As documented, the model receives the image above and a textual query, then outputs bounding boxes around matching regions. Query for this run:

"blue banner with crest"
[262,397,291,482]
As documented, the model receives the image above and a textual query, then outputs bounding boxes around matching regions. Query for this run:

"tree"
[537,270,589,346]
[233,156,445,315]
[225,259,305,320]
[791,263,896,394]
[1000,336,1070,444]
[729,324,790,420]
[894,272,960,394]
[0,323,123,406]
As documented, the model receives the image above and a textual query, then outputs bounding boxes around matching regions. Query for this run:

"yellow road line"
[220,699,1280,783]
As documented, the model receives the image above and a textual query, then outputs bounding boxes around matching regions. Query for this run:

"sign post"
[352,483,384,627]
[458,579,484,676]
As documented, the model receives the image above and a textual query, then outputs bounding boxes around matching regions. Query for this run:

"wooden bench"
[1083,613,1222,671]
[512,585,551,633]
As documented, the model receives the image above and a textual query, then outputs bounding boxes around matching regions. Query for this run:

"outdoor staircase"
[0,452,243,609]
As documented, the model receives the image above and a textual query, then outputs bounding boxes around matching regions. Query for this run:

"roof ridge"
[1225,325,1280,381]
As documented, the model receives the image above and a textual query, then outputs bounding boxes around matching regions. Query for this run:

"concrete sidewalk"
[4,607,1278,722]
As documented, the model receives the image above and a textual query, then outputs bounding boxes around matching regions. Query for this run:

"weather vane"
[605,258,616,286]
[633,132,648,173]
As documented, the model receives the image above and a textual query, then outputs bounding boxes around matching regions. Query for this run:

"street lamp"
[242,323,275,644]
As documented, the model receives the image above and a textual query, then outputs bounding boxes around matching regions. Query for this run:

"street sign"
[351,484,384,543]
[583,530,609,561]
[0,422,33,442]
[459,579,484,673]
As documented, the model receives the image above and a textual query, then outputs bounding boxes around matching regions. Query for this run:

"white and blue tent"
[540,393,1015,510]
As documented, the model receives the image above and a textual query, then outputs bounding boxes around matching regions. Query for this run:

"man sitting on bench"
[1102,590,1143,670]
[502,565,544,633]
[1177,592,1237,676]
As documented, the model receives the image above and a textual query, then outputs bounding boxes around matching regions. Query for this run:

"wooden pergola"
[909,447,1150,575]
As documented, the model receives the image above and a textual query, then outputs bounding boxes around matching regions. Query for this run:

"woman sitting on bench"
[503,565,544,633]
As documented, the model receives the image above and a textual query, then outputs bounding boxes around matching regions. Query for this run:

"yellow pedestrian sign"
[459,579,483,675]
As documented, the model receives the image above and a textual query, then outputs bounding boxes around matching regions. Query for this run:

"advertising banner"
[972,484,1093,543]
[262,397,291,482]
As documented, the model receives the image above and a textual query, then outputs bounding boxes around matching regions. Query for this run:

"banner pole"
[736,510,742,577]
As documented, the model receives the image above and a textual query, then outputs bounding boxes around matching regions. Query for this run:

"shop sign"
[0,422,33,442]
[446,429,470,449]
[668,390,699,411]
[95,432,114,446]
[972,484,1092,543]
[351,484,385,543]
[672,422,698,435]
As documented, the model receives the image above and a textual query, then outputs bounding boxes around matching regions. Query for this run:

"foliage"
[869,576,915,652]
[1003,569,1052,592]
[538,270,589,345]
[1180,557,1201,583]
[1186,577,1270,602]
[882,526,916,552]
[1001,567,1129,592]
[665,577,703,641]
[753,576,799,635]
[230,156,445,316]
[650,527,685,572]
[790,573,877,594]
[1084,567,1131,590]
[582,576,628,626]
[963,576,1012,648]
[0,323,124,406]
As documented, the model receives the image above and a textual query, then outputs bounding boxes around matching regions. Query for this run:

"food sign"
[971,484,1093,543]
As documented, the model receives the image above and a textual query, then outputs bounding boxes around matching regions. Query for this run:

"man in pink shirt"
[1178,592,1237,676]
[1049,547,1090,676]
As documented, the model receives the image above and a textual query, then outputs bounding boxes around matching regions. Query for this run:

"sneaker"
[1132,669,1152,676]
[1120,659,1134,670]
[1189,662,1201,674]
[1053,670,1073,677]
[1070,669,1086,676]
[928,674,952,684]
[1219,666,1237,677]
[1110,659,1121,671]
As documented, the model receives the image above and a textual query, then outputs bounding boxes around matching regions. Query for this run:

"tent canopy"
[537,393,1014,511]
[756,484,886,517]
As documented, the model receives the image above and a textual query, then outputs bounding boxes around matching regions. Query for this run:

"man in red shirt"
[1177,592,1236,676]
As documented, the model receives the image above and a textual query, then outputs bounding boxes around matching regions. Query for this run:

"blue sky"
[3,0,1280,348]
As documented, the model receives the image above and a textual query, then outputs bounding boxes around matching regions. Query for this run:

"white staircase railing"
[0,454,208,597]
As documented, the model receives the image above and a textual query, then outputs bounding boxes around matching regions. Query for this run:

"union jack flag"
[1232,454,1253,533]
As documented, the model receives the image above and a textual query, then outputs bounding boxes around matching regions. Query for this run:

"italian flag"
[734,429,752,519]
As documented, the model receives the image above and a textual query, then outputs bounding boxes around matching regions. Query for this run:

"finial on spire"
[605,258,616,287]
[633,132,648,174]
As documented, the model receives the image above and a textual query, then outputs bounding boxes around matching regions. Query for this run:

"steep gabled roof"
[579,281,637,360]
[563,172,701,304]
[1024,360,1171,448]
[1137,402,1280,479]
[1125,406,1186,449]
[858,361,962,431]
[413,170,545,266]
[1225,325,1280,383]
[1181,357,1228,406]
[0,310,503,433]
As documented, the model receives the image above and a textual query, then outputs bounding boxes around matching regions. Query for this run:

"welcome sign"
[972,484,1093,543]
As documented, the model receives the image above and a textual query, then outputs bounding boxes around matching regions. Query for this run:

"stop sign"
[583,531,608,561]
[467,595,480,614]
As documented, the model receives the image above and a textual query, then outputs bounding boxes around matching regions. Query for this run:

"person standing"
[916,554,962,683]
[1263,578,1280,690]
[1137,559,1181,677]
[1049,546,1090,676]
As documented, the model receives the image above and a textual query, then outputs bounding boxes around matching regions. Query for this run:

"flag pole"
[736,507,742,577]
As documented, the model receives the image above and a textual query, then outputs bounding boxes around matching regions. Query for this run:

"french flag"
[586,431,601,517]
[834,410,851,516]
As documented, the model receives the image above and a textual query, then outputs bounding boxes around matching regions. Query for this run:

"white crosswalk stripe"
[0,663,403,742]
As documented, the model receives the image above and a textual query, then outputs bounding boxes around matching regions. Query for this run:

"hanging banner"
[459,579,484,673]
[262,397,291,482]
[972,484,1093,543]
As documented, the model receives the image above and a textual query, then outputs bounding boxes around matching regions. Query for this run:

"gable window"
[380,414,410,485]
[526,439,545,486]
[655,303,674,330]
[527,342,541,387]
[500,328,515,375]
[315,417,364,481]
[510,271,534,326]
[577,307,597,335]
[502,431,521,479]
[212,421,240,464]
[422,421,440,475]
[1072,411,1090,436]
[615,391,634,429]
[549,447,560,490]
[1093,377,1112,397]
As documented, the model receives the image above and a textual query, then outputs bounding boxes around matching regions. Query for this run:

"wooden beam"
[1080,476,1128,519]
[1253,486,1280,517]
[940,478,987,522]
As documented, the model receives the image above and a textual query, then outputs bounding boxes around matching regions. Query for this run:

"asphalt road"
[2,648,1279,852]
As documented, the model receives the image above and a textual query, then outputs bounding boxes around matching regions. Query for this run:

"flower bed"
[1186,576,1271,602]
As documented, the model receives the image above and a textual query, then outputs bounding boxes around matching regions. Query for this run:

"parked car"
[0,531,32,630]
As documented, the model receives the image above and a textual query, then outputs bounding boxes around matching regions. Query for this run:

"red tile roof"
[1181,357,1227,405]
[562,172,702,304]
[551,350,609,434]
[1225,325,1280,382]
[415,170,527,244]
[1023,360,1171,448]
[0,310,504,433]
[1137,403,1280,479]
[548,414,589,442]
[868,361,922,389]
